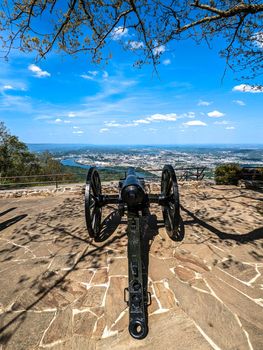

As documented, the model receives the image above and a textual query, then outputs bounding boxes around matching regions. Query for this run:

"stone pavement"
[0,184,262,349]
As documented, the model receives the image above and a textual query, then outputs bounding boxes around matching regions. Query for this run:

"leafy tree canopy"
[38,151,63,174]
[0,1,262,80]
[0,122,62,177]
[0,121,39,177]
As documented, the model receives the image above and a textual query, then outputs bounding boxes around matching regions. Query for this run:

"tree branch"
[40,0,78,57]
[192,1,263,17]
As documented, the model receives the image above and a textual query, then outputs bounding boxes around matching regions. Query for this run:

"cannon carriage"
[84,165,183,339]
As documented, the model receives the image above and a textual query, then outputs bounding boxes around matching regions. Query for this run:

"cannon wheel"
[161,165,181,240]
[85,167,102,239]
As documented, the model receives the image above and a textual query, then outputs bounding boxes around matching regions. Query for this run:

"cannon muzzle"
[121,168,145,207]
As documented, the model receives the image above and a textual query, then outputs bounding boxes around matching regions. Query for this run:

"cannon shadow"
[0,208,17,218]
[95,209,122,242]
[0,214,28,232]
[181,205,263,243]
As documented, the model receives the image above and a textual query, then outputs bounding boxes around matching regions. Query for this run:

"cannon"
[84,165,183,339]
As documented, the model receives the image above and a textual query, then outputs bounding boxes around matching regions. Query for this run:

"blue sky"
[0,28,262,145]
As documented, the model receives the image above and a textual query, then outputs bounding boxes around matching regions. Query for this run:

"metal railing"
[0,166,209,190]
[0,173,85,190]
[144,166,207,181]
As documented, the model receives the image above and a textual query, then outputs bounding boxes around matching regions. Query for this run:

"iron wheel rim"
[161,165,180,239]
[85,167,102,238]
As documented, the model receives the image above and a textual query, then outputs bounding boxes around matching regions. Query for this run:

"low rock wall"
[0,185,85,199]
[0,180,211,199]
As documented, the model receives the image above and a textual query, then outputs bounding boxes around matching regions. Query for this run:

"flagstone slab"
[73,310,97,336]
[42,307,72,345]
[104,276,128,328]
[92,268,109,285]
[0,311,55,350]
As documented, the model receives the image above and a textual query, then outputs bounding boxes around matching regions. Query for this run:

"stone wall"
[0,180,211,199]
[0,185,84,199]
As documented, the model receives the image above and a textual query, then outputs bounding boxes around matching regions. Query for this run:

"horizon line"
[26,143,263,146]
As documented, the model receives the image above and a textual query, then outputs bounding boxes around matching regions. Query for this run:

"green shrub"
[214,164,241,185]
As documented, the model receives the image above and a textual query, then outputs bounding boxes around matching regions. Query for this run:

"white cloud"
[3,85,13,90]
[129,41,144,49]
[81,73,138,105]
[103,71,109,79]
[0,80,27,92]
[163,59,171,65]
[49,118,71,124]
[0,94,33,112]
[105,122,121,127]
[207,110,225,118]
[80,70,99,81]
[68,112,77,117]
[0,72,138,125]
[103,112,189,130]
[183,120,207,126]
[103,113,178,130]
[232,84,263,93]
[73,126,80,129]
[183,111,195,118]
[214,120,229,125]
[153,45,166,56]
[80,74,95,80]
[122,123,137,127]
[120,80,137,87]
[226,126,235,130]
[99,128,109,133]
[28,64,51,78]
[134,119,150,124]
[198,100,213,106]
[81,70,109,81]
[111,26,128,40]
[88,71,98,76]
[73,130,84,134]
[233,99,245,106]
[105,121,136,128]
[147,113,177,121]
[35,115,52,120]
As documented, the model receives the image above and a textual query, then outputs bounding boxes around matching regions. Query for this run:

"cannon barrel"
[84,165,182,339]
[121,168,146,207]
